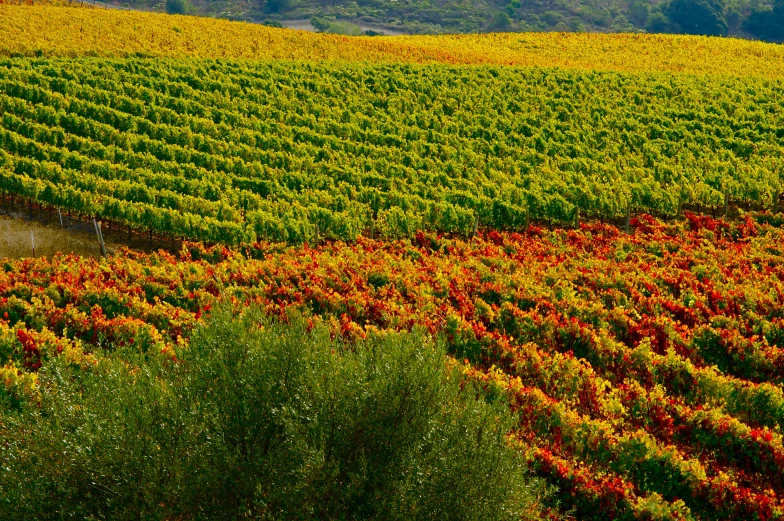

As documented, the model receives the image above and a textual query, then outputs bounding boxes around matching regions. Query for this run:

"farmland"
[3,216,784,519]
[0,58,782,244]
[1,4,784,520]
[3,5,784,77]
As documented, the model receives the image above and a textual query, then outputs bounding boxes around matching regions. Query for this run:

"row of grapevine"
[0,58,782,244]
[2,216,783,519]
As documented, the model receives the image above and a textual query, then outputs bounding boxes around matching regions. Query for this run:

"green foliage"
[665,0,728,35]
[724,3,742,29]
[541,10,565,25]
[744,0,784,41]
[261,18,285,27]
[264,0,291,14]
[165,0,191,14]
[1,58,783,245]
[311,15,331,31]
[491,11,513,29]
[0,307,548,521]
[629,0,651,27]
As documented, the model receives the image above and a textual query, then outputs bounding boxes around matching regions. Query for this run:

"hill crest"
[1,4,783,79]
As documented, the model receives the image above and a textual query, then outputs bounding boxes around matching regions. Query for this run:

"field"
[4,216,784,519]
[3,5,784,78]
[1,4,784,520]
[0,57,782,244]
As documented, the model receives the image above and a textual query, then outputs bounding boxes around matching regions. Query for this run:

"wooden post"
[774,190,780,214]
[58,208,63,229]
[94,219,107,258]
[31,231,35,257]
[573,208,580,229]
[625,204,631,234]
[471,215,479,239]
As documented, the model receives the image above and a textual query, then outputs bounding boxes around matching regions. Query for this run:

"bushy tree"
[311,15,332,32]
[491,11,513,29]
[165,0,190,15]
[263,0,291,14]
[744,0,784,41]
[629,0,651,27]
[0,307,550,521]
[665,0,728,35]
[646,10,675,32]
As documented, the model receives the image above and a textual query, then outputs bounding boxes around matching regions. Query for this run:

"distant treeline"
[113,0,784,41]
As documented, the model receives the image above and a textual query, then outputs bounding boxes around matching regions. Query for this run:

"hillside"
[93,0,784,42]
[4,218,784,520]
[2,8,782,247]
[2,5,784,78]
[1,5,784,521]
[0,54,781,244]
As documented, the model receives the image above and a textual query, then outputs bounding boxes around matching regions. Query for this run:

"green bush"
[263,0,291,14]
[744,0,784,41]
[665,0,728,35]
[491,11,513,30]
[165,0,190,15]
[311,15,332,32]
[0,306,549,521]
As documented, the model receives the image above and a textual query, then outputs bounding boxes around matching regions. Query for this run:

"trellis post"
[625,204,631,234]
[94,219,107,258]
[724,192,729,218]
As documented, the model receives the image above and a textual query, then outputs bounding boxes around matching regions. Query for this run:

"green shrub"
[0,306,549,521]
[491,11,513,30]
[665,0,728,36]
[311,15,332,32]
[165,0,190,15]
[744,0,784,41]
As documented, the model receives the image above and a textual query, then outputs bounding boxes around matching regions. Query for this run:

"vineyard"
[0,58,782,245]
[2,3,784,519]
[2,215,784,519]
[3,5,784,79]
